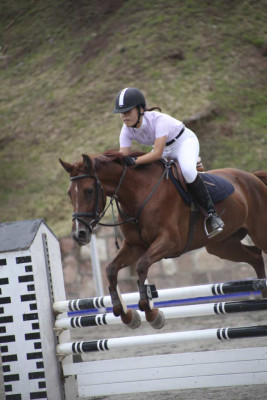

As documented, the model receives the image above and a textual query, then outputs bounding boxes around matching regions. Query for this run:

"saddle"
[164,158,234,205]
[161,158,235,252]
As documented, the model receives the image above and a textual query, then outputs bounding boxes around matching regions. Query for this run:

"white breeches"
[162,127,200,183]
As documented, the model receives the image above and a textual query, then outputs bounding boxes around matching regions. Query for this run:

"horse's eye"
[85,187,94,200]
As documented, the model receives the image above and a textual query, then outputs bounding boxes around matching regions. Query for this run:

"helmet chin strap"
[131,106,144,128]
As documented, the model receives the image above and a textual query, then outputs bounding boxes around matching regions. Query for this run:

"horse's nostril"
[78,230,86,239]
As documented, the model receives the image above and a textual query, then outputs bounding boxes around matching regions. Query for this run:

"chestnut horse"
[60,151,267,329]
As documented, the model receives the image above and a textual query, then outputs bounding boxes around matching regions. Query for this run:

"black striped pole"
[53,278,267,313]
[57,324,267,355]
[55,299,267,329]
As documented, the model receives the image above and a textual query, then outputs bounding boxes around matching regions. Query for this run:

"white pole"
[53,278,267,313]
[55,299,267,330]
[56,325,267,355]
[89,234,104,298]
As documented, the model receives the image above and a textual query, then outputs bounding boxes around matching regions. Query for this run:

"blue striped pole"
[53,278,267,313]
[55,299,267,329]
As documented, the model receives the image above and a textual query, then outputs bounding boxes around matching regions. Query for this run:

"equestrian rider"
[113,87,224,238]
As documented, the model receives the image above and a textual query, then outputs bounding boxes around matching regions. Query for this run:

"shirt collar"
[133,114,147,131]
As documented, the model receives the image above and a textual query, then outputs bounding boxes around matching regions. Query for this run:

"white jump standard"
[0,220,72,400]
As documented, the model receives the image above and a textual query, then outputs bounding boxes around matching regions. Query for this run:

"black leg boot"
[187,174,224,238]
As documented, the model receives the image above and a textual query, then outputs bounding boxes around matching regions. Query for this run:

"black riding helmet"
[113,87,146,114]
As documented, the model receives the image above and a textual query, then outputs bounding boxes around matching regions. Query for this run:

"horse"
[60,151,267,329]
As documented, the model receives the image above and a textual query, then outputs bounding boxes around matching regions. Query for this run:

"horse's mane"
[94,150,128,168]
[66,150,162,177]
[66,150,164,175]
[94,150,150,169]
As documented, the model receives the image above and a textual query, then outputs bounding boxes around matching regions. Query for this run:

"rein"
[71,161,171,247]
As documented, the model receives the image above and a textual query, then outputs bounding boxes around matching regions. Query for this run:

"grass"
[0,0,266,236]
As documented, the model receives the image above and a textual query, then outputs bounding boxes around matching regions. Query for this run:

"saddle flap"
[171,161,187,192]
[170,157,204,192]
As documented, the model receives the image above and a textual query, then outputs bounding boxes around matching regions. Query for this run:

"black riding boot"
[187,174,224,238]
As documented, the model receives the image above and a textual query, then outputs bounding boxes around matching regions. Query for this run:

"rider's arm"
[119,147,132,155]
[135,136,167,164]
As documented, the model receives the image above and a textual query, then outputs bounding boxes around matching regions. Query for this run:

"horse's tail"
[252,171,267,186]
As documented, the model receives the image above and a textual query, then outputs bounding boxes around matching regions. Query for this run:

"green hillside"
[0,0,266,236]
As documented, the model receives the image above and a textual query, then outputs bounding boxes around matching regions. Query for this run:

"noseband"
[71,172,105,233]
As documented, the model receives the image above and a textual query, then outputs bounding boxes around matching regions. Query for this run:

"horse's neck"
[98,165,127,197]
[99,164,159,199]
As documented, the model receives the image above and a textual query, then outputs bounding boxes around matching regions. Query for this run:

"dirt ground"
[71,301,267,400]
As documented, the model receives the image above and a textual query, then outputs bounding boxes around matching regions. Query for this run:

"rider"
[113,87,224,238]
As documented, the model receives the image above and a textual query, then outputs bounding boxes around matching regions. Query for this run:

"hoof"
[125,310,141,329]
[149,310,165,330]
[121,309,141,329]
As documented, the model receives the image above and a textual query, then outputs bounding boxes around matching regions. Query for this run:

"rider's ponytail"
[144,106,162,112]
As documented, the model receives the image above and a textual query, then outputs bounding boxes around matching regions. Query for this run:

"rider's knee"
[180,165,197,184]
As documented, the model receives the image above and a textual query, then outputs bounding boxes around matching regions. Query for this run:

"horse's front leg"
[106,240,145,329]
[136,235,177,329]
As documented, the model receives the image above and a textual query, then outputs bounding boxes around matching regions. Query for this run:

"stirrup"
[204,214,224,238]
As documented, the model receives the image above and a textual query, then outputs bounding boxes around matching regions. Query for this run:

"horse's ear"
[59,158,73,174]
[82,154,92,172]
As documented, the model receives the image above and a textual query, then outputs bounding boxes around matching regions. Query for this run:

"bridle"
[71,161,171,238]
[71,171,106,233]
[71,164,131,235]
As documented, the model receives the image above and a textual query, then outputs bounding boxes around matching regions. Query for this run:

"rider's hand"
[125,156,137,166]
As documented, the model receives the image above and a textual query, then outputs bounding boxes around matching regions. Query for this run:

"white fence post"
[89,234,105,298]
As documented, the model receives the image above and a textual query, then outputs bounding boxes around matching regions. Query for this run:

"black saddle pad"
[169,171,235,206]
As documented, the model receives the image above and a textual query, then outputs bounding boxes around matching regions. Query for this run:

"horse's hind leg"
[206,229,267,297]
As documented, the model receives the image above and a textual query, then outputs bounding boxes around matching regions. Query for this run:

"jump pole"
[55,298,267,329]
[53,278,267,313]
[89,234,104,298]
[57,324,267,355]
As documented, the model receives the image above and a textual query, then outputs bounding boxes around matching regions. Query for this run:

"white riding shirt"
[119,111,200,183]
[120,111,184,146]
